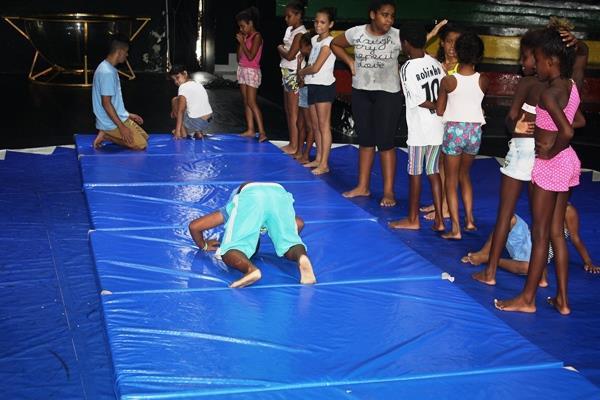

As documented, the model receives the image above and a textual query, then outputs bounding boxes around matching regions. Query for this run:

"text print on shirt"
[354,34,395,69]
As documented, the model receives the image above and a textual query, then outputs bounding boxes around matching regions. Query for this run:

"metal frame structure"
[3,13,150,87]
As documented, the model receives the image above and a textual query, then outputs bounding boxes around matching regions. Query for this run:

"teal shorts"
[216,183,305,259]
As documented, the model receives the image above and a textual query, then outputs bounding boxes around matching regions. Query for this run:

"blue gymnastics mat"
[75,134,600,398]
[84,182,374,230]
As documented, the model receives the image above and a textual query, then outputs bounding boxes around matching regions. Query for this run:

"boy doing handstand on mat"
[189,182,317,288]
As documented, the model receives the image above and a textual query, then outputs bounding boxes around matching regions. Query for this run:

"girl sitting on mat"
[436,31,488,240]
[495,26,582,315]
[189,182,317,288]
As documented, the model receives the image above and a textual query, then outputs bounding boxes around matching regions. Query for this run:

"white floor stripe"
[9,146,57,155]
[0,150,5,160]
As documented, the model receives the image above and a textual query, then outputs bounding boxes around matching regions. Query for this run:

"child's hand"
[515,114,535,134]
[129,113,144,125]
[349,61,356,76]
[235,32,244,44]
[559,29,578,48]
[203,239,220,251]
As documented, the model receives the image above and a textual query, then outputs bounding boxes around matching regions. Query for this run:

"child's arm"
[298,44,331,77]
[505,78,535,134]
[295,216,305,233]
[573,109,586,129]
[564,31,588,92]
[537,88,574,159]
[331,34,355,76]
[426,19,448,43]
[174,95,187,138]
[278,32,303,61]
[564,204,598,272]
[435,76,451,116]
[189,211,224,251]
[101,96,134,146]
[238,32,263,61]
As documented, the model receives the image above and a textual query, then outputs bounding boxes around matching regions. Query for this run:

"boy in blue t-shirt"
[188,182,317,288]
[92,34,148,150]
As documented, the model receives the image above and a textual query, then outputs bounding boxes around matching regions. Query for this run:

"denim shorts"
[184,114,211,135]
[442,121,482,156]
[506,214,531,262]
[500,138,535,181]
[298,86,309,108]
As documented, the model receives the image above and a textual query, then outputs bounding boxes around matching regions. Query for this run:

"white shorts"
[500,138,535,181]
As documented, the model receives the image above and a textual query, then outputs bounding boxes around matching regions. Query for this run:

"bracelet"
[202,242,208,251]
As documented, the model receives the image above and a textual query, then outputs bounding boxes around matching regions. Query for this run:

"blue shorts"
[184,114,211,135]
[216,183,305,259]
[506,214,531,262]
[298,86,309,109]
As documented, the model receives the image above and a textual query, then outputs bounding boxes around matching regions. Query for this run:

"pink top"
[535,82,580,131]
[239,32,262,69]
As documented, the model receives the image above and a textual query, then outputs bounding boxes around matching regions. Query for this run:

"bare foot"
[303,160,320,168]
[546,296,571,315]
[298,255,316,284]
[380,194,396,207]
[343,187,370,199]
[258,134,268,142]
[465,251,489,266]
[420,204,434,213]
[424,210,450,221]
[494,296,536,313]
[312,166,329,175]
[472,269,496,285]
[297,156,309,164]
[464,221,477,232]
[432,222,445,232]
[441,230,461,240]
[281,144,297,155]
[230,269,262,288]
[241,130,255,137]
[388,218,419,230]
[93,131,106,148]
[194,132,204,139]
[584,263,600,274]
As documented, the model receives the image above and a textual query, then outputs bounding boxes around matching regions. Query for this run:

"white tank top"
[443,72,485,124]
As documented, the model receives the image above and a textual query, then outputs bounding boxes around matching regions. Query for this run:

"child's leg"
[295,109,307,159]
[473,175,523,285]
[312,102,332,175]
[462,232,493,264]
[299,108,313,164]
[222,249,262,288]
[548,191,571,314]
[246,85,266,138]
[282,90,299,154]
[565,204,599,273]
[239,84,255,136]
[342,147,374,198]
[424,153,450,220]
[170,96,178,119]
[389,146,422,230]
[303,105,321,167]
[284,244,316,285]
[458,152,477,230]
[379,148,397,207]
[495,185,557,313]
[442,153,462,239]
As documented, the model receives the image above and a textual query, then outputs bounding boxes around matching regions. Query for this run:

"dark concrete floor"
[1,72,598,170]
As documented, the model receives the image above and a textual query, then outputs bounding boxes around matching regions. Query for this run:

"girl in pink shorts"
[495,26,583,315]
[236,7,266,142]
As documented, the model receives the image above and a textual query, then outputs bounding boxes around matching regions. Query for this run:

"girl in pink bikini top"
[535,80,580,131]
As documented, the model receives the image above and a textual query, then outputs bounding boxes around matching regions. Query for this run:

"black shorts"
[351,88,401,151]
[307,83,336,105]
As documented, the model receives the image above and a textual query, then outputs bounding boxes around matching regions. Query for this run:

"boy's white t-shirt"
[304,35,336,86]
[400,54,445,146]
[344,25,401,93]
[279,25,307,70]
[178,80,212,118]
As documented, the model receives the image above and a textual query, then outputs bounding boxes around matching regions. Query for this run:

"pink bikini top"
[535,82,580,131]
